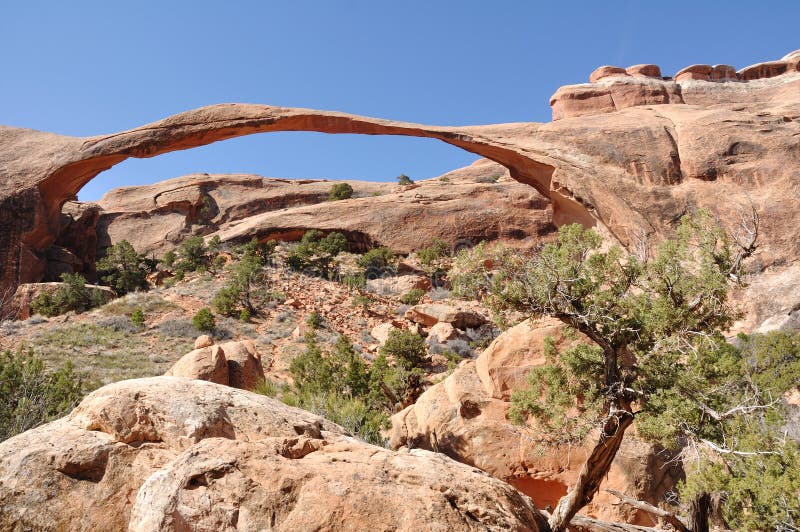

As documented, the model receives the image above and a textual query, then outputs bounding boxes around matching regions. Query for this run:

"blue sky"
[2,1,798,201]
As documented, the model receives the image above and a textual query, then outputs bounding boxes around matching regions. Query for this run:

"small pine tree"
[397,174,414,186]
[328,182,354,201]
[192,307,216,332]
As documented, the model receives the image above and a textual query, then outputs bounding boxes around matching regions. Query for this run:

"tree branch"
[604,489,689,532]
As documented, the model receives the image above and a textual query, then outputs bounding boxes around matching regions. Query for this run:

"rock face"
[0,377,544,531]
[93,159,553,258]
[404,303,488,330]
[165,340,265,390]
[390,319,681,524]
[1,50,798,332]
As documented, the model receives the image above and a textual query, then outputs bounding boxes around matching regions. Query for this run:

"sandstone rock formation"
[404,303,488,330]
[165,340,265,390]
[1,50,798,332]
[390,319,681,524]
[0,377,544,531]
[92,159,553,258]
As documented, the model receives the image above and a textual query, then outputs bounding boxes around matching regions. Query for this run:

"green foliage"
[130,307,145,328]
[475,174,501,184]
[96,240,150,295]
[450,241,512,300]
[235,237,276,265]
[306,312,323,330]
[478,211,800,524]
[212,248,266,316]
[239,308,252,323]
[31,273,107,317]
[286,231,348,276]
[439,176,450,182]
[399,288,425,305]
[175,236,208,273]
[356,246,394,270]
[251,378,278,397]
[162,250,177,268]
[380,329,427,370]
[208,235,222,254]
[417,238,450,266]
[397,174,414,186]
[328,182,354,201]
[192,307,216,332]
[340,271,367,290]
[0,349,87,441]
[287,333,387,444]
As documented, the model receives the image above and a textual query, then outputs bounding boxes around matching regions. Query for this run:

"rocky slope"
[2,50,799,333]
[0,377,545,531]
[91,158,553,260]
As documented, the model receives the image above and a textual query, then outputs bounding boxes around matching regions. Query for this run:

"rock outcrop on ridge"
[0,377,545,531]
[91,159,553,260]
[2,50,799,333]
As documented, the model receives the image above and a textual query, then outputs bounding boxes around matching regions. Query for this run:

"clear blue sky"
[2,1,798,201]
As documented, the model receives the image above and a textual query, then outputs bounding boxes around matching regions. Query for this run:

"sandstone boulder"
[428,322,462,342]
[371,322,400,345]
[194,334,214,349]
[390,321,681,524]
[164,345,228,384]
[0,377,544,531]
[219,340,264,390]
[404,303,487,330]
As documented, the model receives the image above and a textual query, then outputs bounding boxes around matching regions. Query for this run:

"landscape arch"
[0,103,598,298]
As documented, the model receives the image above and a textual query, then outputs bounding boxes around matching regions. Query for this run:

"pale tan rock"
[475,319,573,400]
[194,334,214,349]
[404,303,487,329]
[589,65,629,82]
[164,345,228,385]
[370,322,398,345]
[428,322,461,342]
[0,377,543,531]
[366,274,430,296]
[625,64,661,78]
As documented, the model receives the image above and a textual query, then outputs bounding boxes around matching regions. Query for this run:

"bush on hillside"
[328,182,354,201]
[31,273,107,317]
[0,349,88,442]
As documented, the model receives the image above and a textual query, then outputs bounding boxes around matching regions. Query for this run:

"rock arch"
[0,103,578,297]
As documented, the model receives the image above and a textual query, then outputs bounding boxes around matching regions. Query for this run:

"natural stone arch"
[1,103,586,298]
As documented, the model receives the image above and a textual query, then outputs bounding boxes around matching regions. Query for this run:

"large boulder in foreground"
[390,319,681,524]
[0,377,544,531]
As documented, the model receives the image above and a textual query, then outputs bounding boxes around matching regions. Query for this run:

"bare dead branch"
[604,489,689,532]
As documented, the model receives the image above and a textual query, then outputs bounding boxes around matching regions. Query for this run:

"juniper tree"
[464,210,779,530]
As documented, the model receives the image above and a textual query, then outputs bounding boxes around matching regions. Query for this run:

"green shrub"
[192,308,216,332]
[239,308,252,323]
[399,288,425,305]
[328,182,354,201]
[130,308,145,328]
[162,250,177,268]
[306,312,323,330]
[31,273,107,317]
[380,329,427,369]
[475,174,500,184]
[211,251,265,317]
[356,246,394,270]
[175,236,207,273]
[341,271,367,290]
[286,231,348,276]
[417,238,450,266]
[251,378,278,397]
[0,349,88,441]
[397,174,414,186]
[96,240,150,295]
[439,176,450,182]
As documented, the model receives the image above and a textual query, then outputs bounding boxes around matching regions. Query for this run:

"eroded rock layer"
[0,377,544,531]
